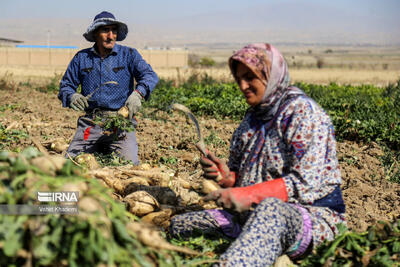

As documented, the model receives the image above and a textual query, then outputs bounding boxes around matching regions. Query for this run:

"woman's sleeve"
[279,98,341,204]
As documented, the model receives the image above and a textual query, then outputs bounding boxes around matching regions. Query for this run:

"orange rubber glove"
[204,178,288,212]
[199,151,236,187]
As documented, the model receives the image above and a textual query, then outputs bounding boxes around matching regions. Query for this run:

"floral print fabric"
[170,198,308,266]
[228,94,346,243]
[170,43,346,265]
[228,43,345,244]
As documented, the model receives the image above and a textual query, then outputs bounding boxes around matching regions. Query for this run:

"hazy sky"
[2,0,400,47]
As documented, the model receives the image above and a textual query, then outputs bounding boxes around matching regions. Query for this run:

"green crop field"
[0,73,399,266]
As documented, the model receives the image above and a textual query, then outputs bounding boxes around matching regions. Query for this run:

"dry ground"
[1,44,399,86]
[1,65,399,88]
[186,44,400,86]
[0,84,399,232]
[0,63,400,86]
[156,67,400,87]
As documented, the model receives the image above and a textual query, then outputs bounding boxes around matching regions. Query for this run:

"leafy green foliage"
[18,79,33,88]
[199,57,216,67]
[188,54,216,68]
[0,104,19,112]
[0,123,28,150]
[35,74,62,93]
[159,156,179,165]
[94,152,134,167]
[380,148,400,183]
[298,80,400,150]
[146,78,400,150]
[300,220,400,266]
[94,114,135,134]
[144,75,247,120]
[204,131,227,148]
[0,147,184,266]
[170,233,233,266]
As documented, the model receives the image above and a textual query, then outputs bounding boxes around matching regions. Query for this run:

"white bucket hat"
[83,11,128,42]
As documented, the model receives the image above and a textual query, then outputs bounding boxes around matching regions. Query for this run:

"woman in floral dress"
[169,43,346,266]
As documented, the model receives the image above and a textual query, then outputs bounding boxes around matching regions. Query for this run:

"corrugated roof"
[0,37,23,43]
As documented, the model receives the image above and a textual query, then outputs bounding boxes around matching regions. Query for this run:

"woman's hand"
[203,188,253,212]
[204,179,289,212]
[199,151,236,187]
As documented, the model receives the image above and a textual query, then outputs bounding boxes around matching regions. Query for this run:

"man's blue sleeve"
[58,54,81,107]
[129,49,159,100]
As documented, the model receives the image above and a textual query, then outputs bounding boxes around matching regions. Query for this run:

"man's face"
[95,25,118,50]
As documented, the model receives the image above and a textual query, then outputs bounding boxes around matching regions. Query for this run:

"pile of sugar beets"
[2,146,398,267]
[0,147,204,266]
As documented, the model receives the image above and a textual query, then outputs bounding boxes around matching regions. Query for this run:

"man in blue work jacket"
[58,11,158,164]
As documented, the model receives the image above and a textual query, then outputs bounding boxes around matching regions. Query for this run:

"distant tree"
[316,57,325,69]
[199,57,216,67]
[325,49,333,53]
[188,53,200,67]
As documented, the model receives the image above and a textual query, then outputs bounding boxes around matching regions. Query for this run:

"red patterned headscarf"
[229,43,302,121]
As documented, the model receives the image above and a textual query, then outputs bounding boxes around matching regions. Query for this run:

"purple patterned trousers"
[170,198,313,266]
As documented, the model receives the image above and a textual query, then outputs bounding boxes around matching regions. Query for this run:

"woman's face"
[235,62,266,107]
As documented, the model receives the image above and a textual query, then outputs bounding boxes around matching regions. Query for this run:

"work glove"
[125,90,143,120]
[70,93,89,111]
[199,151,236,187]
[204,178,288,212]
